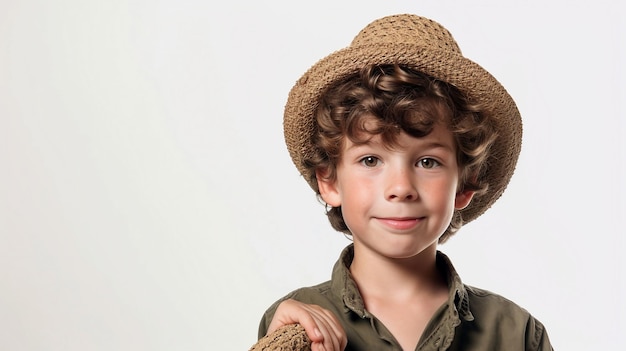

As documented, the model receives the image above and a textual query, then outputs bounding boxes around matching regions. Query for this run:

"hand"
[266,299,347,351]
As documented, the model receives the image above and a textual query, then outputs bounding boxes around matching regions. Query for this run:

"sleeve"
[258,299,283,339]
[257,305,276,339]
[525,316,554,351]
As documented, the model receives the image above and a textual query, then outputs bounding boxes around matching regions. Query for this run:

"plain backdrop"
[1,0,624,350]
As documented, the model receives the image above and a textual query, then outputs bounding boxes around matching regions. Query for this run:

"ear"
[316,169,341,207]
[454,189,475,210]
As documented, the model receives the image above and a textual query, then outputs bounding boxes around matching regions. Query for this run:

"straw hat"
[283,14,522,226]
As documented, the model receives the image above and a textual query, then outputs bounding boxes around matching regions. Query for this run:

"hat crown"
[351,14,462,54]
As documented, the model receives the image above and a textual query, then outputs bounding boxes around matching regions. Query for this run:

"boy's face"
[317,120,474,260]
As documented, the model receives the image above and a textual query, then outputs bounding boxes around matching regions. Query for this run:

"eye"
[417,158,440,169]
[359,156,381,168]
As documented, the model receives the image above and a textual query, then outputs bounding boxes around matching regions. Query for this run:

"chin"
[380,242,436,260]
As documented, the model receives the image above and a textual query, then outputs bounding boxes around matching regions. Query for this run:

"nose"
[384,165,418,201]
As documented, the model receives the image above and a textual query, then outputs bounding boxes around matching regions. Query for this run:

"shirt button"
[434,338,441,347]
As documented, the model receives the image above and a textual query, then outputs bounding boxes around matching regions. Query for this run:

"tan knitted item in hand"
[249,324,311,351]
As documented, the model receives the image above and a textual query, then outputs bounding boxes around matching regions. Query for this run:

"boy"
[257,14,553,350]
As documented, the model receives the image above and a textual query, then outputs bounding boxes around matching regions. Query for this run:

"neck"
[349,243,445,300]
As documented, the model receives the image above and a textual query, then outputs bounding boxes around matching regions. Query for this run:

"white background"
[1,0,624,350]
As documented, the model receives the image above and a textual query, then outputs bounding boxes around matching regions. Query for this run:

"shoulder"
[465,284,531,316]
[462,285,553,350]
[277,281,331,303]
[269,280,335,310]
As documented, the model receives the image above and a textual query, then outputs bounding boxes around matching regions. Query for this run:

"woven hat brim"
[284,43,522,225]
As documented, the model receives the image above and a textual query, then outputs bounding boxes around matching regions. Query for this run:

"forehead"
[346,120,456,152]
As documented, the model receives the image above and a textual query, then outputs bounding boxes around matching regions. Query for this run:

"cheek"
[342,179,373,203]
[337,175,378,210]
[423,178,458,208]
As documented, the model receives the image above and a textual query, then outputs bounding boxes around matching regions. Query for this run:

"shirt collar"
[330,244,474,321]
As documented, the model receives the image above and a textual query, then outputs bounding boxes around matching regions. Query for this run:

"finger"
[312,341,327,351]
[266,300,345,350]
[267,301,324,343]
[319,308,347,350]
[304,306,336,348]
[306,307,343,351]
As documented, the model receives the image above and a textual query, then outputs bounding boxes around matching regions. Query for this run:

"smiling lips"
[376,217,423,231]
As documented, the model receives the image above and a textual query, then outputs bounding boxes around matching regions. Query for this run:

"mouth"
[375,217,423,231]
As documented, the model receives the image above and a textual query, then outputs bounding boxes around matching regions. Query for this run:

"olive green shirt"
[258,245,553,350]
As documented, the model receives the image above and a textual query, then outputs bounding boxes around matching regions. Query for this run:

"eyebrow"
[420,141,454,151]
[346,139,454,152]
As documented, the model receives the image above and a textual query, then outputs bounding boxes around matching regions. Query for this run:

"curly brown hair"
[304,64,498,242]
